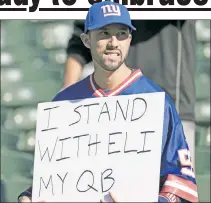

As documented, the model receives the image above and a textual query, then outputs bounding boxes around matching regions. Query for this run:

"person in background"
[64,19,197,168]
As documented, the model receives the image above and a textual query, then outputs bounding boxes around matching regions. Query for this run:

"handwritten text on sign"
[32,92,165,202]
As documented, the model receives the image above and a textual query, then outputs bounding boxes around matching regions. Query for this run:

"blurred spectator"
[63,20,197,166]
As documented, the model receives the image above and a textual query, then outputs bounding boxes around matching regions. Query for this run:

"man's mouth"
[104,51,120,56]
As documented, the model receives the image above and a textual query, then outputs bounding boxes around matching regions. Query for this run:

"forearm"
[63,56,83,89]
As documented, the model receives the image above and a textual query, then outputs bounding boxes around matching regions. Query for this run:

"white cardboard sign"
[32,92,165,202]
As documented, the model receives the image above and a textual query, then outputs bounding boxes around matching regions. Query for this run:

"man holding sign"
[18,1,198,202]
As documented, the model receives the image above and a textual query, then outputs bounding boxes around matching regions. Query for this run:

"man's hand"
[18,196,31,202]
[18,196,45,203]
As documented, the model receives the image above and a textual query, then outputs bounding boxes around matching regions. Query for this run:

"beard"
[91,49,125,72]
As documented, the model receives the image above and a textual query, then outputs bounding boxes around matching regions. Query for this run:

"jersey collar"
[88,69,143,97]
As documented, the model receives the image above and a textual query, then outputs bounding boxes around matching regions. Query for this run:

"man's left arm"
[158,96,198,203]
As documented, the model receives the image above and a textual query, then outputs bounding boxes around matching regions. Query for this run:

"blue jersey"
[19,69,198,202]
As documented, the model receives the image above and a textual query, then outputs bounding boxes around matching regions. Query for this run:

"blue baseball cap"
[84,1,136,33]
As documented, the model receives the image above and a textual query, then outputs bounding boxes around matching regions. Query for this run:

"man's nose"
[110,35,119,48]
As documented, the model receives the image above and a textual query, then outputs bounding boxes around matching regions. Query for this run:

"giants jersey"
[19,69,198,202]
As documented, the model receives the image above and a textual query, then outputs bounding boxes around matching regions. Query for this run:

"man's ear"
[80,33,91,49]
[128,33,132,42]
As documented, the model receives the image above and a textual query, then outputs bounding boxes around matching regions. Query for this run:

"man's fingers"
[18,196,45,203]
[100,192,118,202]
[109,191,118,202]
[18,196,31,202]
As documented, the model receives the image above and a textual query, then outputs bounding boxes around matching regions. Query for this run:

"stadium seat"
[1,25,6,49]
[1,148,34,179]
[1,107,9,125]
[3,107,37,132]
[1,127,19,150]
[1,51,15,67]
[195,100,210,124]
[32,21,74,49]
[196,42,210,61]
[196,60,210,76]
[1,80,62,107]
[44,48,67,65]
[203,42,210,60]
[1,46,43,66]
[195,20,210,42]
[1,20,36,48]
[196,125,210,147]
[1,66,61,89]
[195,74,210,101]
[16,130,36,153]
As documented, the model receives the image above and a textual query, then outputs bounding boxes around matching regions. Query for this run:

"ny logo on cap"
[101,5,121,17]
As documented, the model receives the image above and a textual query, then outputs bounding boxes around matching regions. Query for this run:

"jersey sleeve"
[159,96,199,202]
[17,186,32,201]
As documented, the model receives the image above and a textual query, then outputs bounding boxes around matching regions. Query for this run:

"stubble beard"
[92,51,125,72]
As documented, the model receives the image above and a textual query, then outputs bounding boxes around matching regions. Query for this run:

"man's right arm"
[63,20,92,89]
